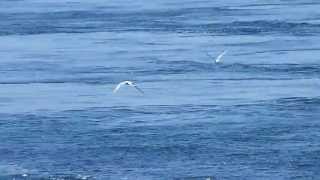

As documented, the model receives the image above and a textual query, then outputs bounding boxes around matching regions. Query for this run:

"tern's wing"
[215,50,227,63]
[133,85,144,94]
[113,82,125,93]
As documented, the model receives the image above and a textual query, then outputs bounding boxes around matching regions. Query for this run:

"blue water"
[0,0,320,179]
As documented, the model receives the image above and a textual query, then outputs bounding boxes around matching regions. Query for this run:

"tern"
[113,81,144,94]
[207,50,228,64]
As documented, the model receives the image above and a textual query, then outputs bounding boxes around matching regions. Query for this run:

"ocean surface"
[0,0,320,179]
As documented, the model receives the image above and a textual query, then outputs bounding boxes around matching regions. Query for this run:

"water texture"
[0,0,319,179]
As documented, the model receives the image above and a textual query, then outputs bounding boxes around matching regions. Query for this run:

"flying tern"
[113,81,144,94]
[207,50,228,64]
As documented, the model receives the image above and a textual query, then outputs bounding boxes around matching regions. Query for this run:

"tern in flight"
[113,81,144,94]
[207,50,228,64]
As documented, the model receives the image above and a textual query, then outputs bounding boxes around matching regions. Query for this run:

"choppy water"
[0,0,320,179]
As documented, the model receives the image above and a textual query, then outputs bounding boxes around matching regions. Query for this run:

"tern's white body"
[113,81,144,94]
[207,50,228,64]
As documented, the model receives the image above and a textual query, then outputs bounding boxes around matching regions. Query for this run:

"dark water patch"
[0,61,230,85]
[237,48,320,55]
[174,175,217,180]
[268,96,320,112]
[237,96,320,112]
[147,60,320,76]
[0,8,243,35]
[2,96,318,128]
[1,97,319,179]
[1,8,320,36]
[225,63,320,76]
[236,2,320,8]
[202,20,320,36]
[0,61,318,85]
[37,96,320,122]
[0,174,92,180]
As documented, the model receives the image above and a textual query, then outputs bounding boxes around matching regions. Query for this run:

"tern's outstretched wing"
[215,50,227,63]
[133,85,144,94]
[113,82,125,93]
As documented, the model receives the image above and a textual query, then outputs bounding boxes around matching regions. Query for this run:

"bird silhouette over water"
[113,81,144,94]
[207,50,228,64]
